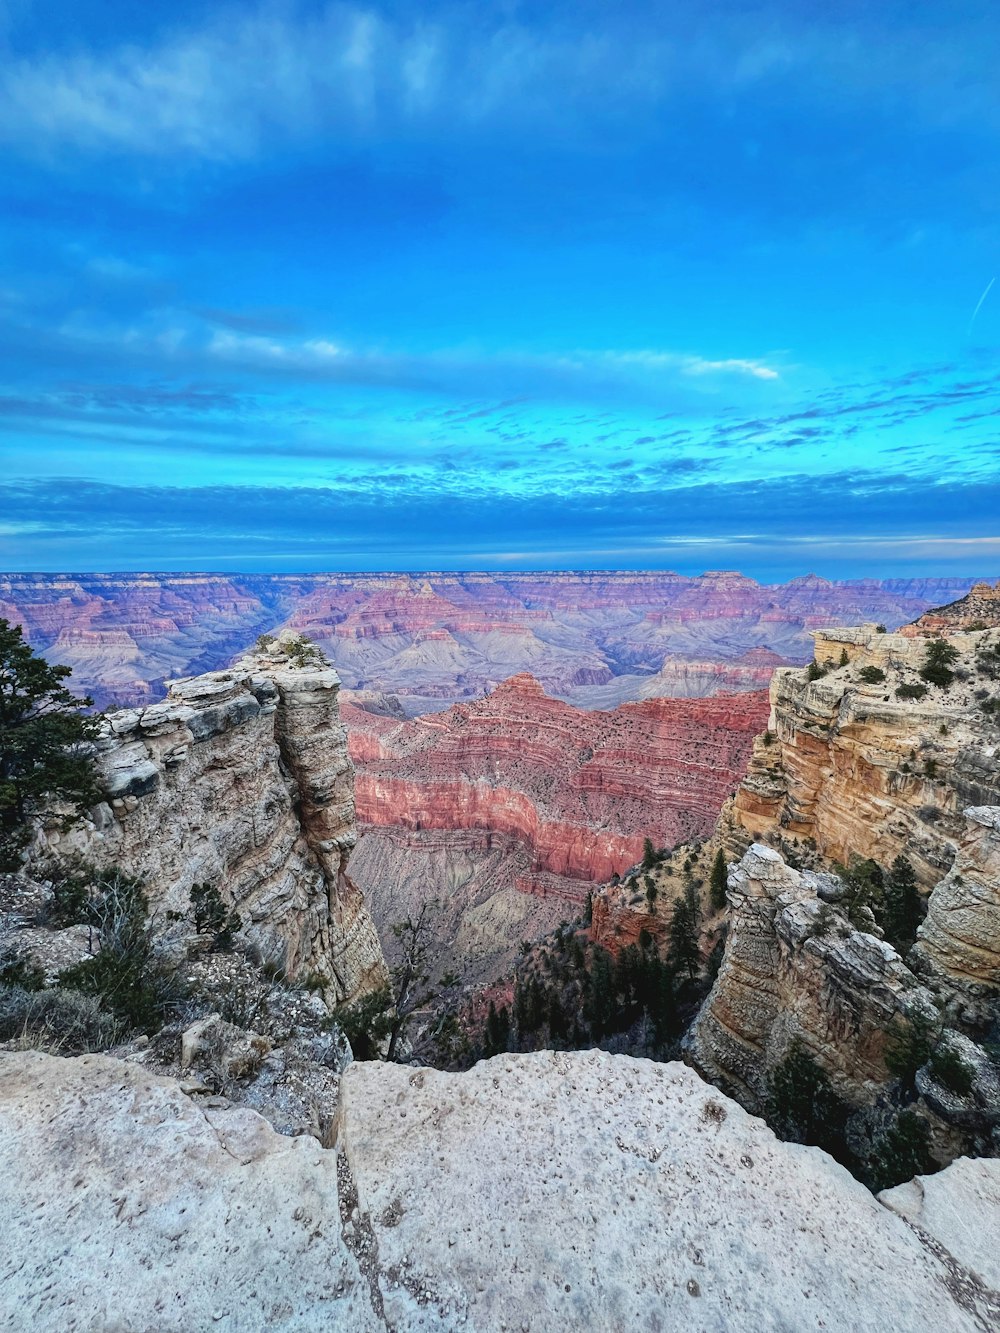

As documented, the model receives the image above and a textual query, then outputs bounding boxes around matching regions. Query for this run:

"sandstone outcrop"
[33,637,388,1006]
[913,806,1000,990]
[2,570,983,711]
[3,1047,998,1332]
[722,623,1000,889]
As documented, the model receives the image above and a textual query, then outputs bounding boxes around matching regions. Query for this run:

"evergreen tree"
[0,619,99,870]
[883,854,921,952]
[919,638,960,688]
[668,892,700,980]
[642,837,657,870]
[767,1042,848,1159]
[709,848,728,912]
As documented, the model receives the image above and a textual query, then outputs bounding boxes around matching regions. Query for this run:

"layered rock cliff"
[34,637,388,1006]
[348,673,769,885]
[722,622,1000,889]
[681,608,1000,1164]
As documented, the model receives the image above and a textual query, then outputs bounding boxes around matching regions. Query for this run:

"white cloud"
[4,3,993,164]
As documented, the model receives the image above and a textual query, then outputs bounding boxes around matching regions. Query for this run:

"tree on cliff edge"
[0,619,99,870]
[709,849,728,912]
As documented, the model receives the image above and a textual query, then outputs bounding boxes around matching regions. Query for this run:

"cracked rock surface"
[3,1048,999,1331]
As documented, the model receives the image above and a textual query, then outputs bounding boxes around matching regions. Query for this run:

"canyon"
[345,674,768,981]
[0,569,984,712]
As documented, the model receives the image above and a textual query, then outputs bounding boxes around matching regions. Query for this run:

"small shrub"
[875,624,887,633]
[762,730,775,747]
[335,986,395,1060]
[0,953,45,990]
[806,661,828,682]
[190,882,241,951]
[859,666,886,684]
[0,985,121,1053]
[924,759,938,779]
[867,1110,934,1191]
[896,682,928,700]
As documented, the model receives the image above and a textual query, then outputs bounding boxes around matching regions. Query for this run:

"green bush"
[896,682,928,700]
[0,984,121,1053]
[0,950,45,990]
[919,638,959,689]
[858,666,886,684]
[767,1042,850,1160]
[58,870,183,1035]
[190,881,241,951]
[334,985,394,1060]
[867,1110,934,1191]
[806,660,828,682]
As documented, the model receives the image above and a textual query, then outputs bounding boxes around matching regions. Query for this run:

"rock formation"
[1,569,985,711]
[685,843,933,1107]
[33,636,387,1006]
[913,806,1000,990]
[722,622,1000,889]
[2,1047,998,1332]
[681,611,1000,1161]
[348,674,768,884]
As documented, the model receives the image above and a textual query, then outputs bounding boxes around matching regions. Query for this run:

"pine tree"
[709,848,728,912]
[668,892,700,980]
[0,618,99,869]
[642,837,657,870]
[884,854,921,952]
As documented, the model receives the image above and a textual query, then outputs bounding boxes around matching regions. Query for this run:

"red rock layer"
[344,675,769,890]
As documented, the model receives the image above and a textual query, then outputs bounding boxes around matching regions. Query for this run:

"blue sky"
[1,0,998,578]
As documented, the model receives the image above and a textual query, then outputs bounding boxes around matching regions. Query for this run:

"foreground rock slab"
[340,1051,997,1332]
[0,1052,377,1332]
[3,1048,999,1332]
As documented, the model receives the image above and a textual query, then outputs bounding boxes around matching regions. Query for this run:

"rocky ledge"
[32,634,388,1006]
[1,1047,998,1332]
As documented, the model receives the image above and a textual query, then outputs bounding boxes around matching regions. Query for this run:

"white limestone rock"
[338,1050,998,1332]
[880,1156,1000,1289]
[0,1050,377,1332]
[3,1048,998,1332]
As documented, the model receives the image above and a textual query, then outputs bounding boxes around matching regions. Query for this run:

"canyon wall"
[1,570,986,712]
[34,637,388,1006]
[681,600,1000,1156]
[722,620,1000,888]
[348,673,771,882]
[345,673,768,981]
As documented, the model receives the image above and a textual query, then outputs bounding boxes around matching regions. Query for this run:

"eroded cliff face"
[722,622,1000,890]
[348,673,769,889]
[686,844,932,1107]
[34,639,388,1006]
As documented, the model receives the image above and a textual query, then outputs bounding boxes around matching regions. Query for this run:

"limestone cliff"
[34,638,388,1006]
[684,613,1000,1163]
[722,622,1000,890]
[686,843,934,1108]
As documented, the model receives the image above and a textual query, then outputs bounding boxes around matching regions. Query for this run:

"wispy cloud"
[1,2,997,165]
